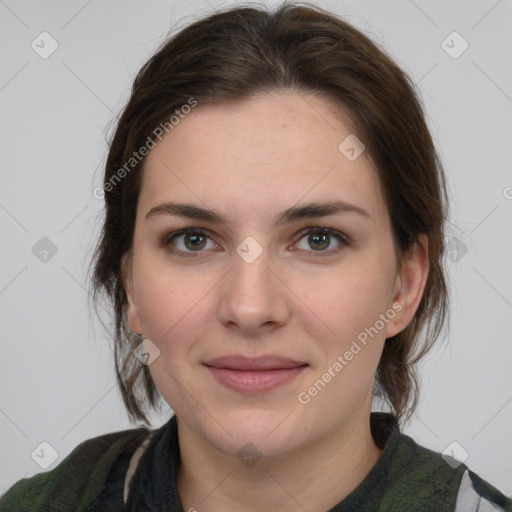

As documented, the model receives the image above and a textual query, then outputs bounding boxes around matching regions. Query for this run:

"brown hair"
[89,1,450,426]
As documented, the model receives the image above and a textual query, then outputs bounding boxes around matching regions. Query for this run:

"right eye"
[161,228,219,257]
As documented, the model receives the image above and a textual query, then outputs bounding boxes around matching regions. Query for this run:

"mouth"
[203,355,309,394]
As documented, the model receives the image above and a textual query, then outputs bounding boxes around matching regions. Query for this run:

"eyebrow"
[145,199,371,226]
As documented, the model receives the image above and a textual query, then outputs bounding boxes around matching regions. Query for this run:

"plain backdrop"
[1,0,511,497]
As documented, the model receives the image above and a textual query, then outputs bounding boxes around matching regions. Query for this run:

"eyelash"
[160,226,350,258]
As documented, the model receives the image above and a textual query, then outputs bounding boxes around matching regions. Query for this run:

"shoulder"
[454,468,512,512]
[0,425,151,512]
[381,431,512,511]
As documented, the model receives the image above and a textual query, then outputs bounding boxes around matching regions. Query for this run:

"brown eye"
[162,228,216,256]
[294,227,348,256]
[308,231,330,251]
[182,232,207,250]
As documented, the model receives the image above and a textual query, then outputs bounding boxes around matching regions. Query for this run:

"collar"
[125,412,400,511]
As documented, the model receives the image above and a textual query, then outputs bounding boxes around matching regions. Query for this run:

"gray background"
[1,0,511,496]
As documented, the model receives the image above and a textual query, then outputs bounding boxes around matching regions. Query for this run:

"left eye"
[294,227,348,256]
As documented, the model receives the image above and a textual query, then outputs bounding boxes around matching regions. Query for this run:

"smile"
[203,355,308,393]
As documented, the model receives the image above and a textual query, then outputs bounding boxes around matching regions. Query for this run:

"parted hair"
[90,1,450,426]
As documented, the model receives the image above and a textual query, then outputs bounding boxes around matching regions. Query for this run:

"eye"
[161,228,218,257]
[293,227,348,256]
[160,226,349,258]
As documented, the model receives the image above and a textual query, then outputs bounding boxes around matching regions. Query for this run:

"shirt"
[1,412,510,511]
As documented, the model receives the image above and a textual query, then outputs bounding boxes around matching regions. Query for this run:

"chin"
[195,404,312,461]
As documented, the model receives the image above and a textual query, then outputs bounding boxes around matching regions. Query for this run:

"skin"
[122,91,429,511]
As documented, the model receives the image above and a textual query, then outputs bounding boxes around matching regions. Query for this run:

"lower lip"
[205,365,307,393]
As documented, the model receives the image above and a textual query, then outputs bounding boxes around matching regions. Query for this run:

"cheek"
[134,263,213,410]
[296,268,390,413]
[303,262,393,342]
[298,260,393,401]
[134,258,211,347]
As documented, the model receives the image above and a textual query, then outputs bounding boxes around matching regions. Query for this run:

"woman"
[1,2,510,511]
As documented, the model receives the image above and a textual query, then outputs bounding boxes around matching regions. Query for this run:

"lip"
[204,355,308,394]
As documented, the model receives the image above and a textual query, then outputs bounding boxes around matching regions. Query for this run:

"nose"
[217,241,290,338]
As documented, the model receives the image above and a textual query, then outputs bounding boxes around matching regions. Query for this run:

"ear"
[385,233,429,339]
[121,251,142,335]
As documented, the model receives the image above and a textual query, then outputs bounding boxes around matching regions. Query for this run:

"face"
[122,91,427,458]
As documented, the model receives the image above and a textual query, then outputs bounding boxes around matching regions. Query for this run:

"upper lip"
[204,355,308,371]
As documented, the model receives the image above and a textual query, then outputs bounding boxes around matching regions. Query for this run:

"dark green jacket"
[1,412,511,511]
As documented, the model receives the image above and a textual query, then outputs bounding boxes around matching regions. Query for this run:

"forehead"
[139,92,387,226]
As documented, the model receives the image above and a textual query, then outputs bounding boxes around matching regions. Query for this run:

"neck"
[176,407,382,512]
